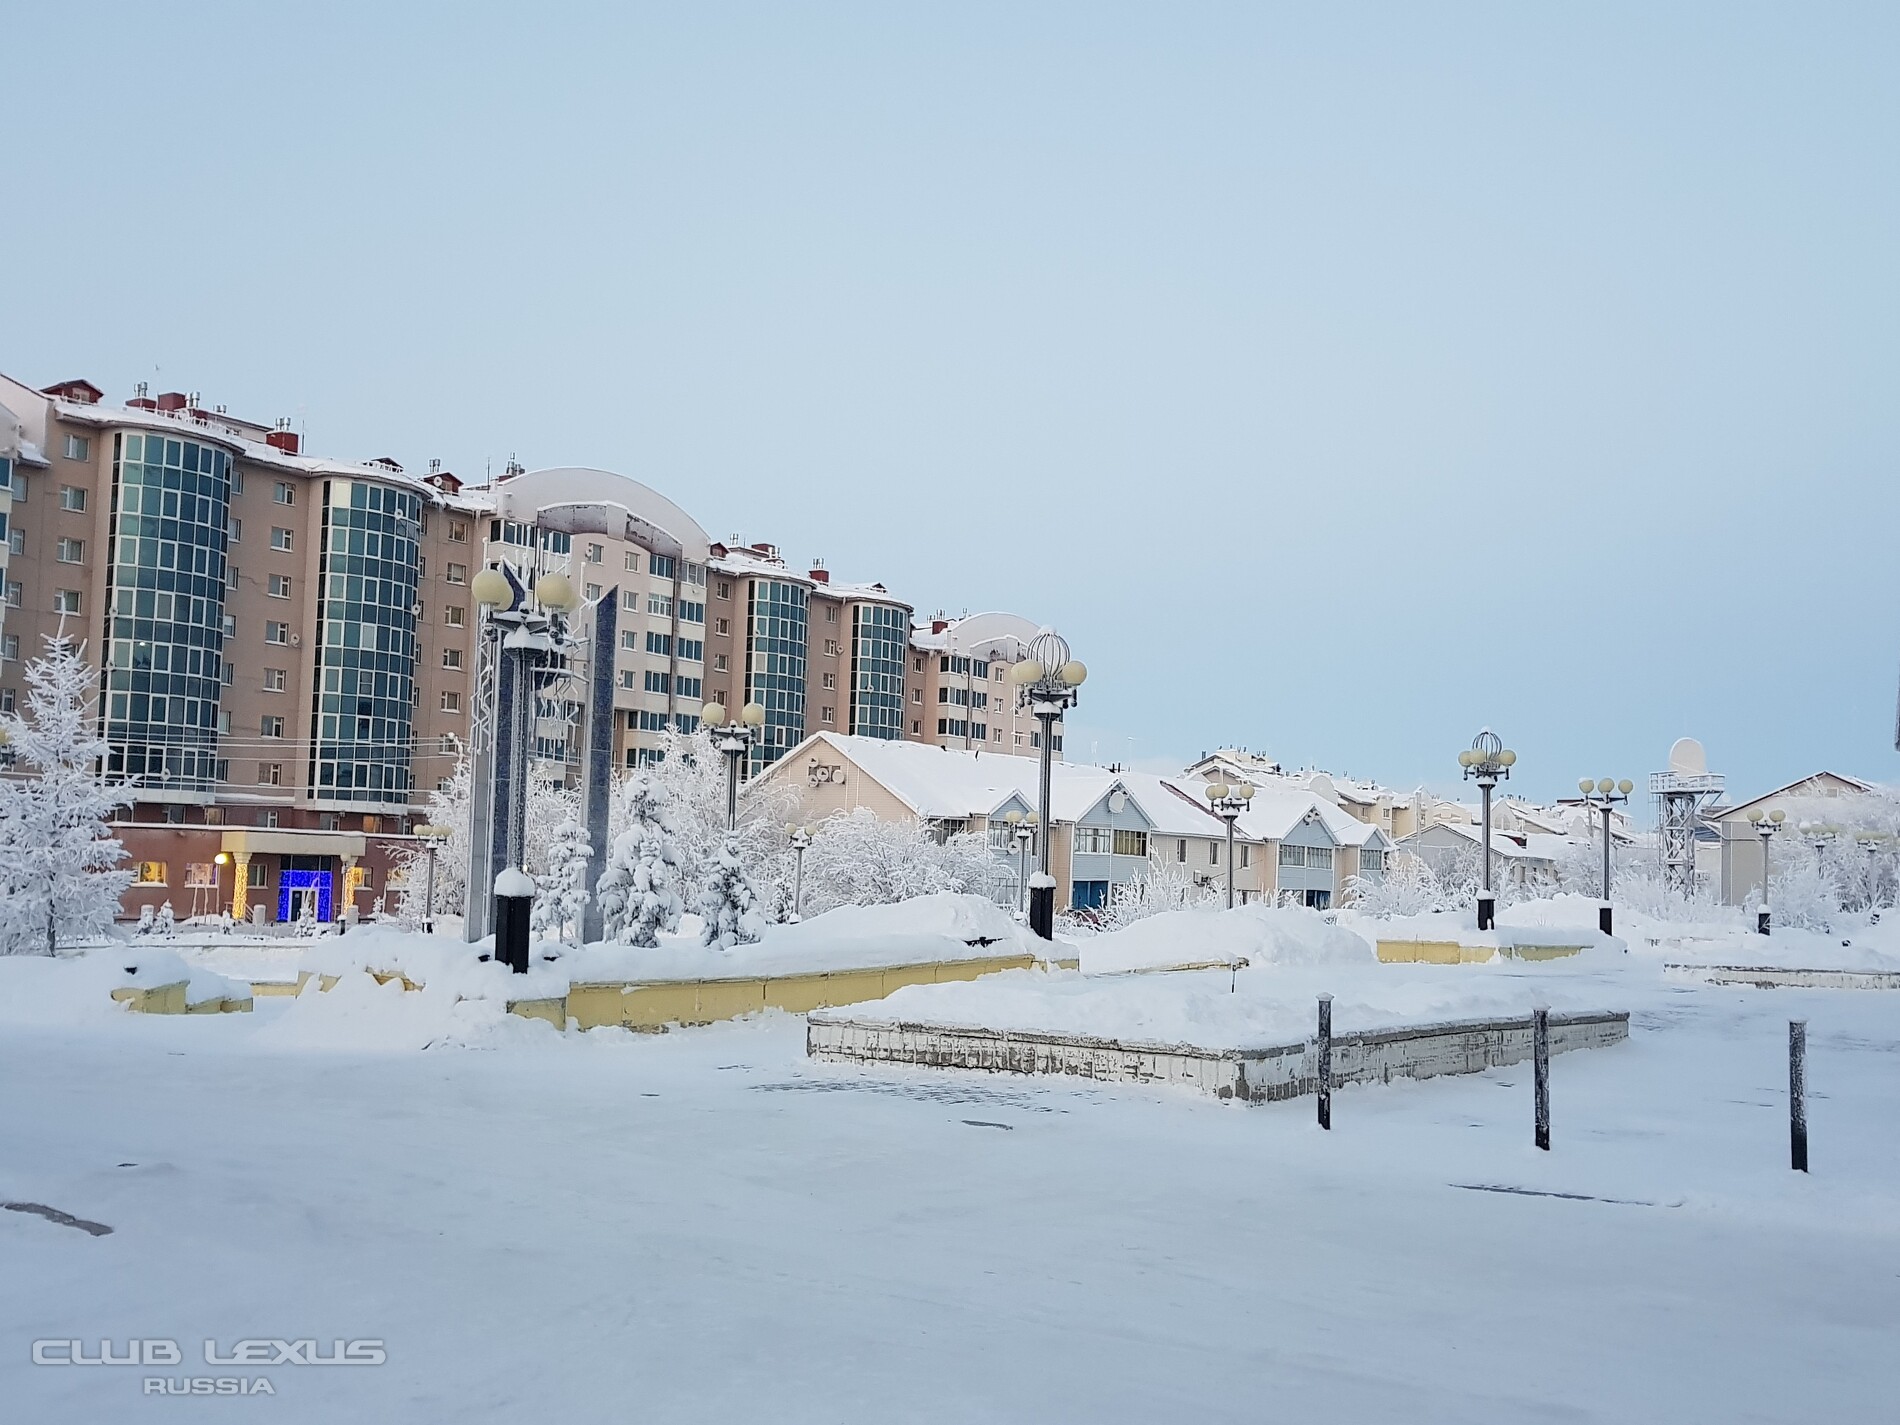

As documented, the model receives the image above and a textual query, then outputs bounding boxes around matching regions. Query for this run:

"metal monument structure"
[1649,737,1724,899]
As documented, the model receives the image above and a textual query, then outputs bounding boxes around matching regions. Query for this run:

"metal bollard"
[1533,1006,1551,1152]
[1790,1020,1808,1172]
[1317,994,1333,1131]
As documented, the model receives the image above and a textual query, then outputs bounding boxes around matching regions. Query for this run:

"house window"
[1112,829,1147,858]
[441,691,462,713]
[63,436,90,462]
[1074,826,1113,854]
[258,763,283,785]
[1211,840,1220,865]
[1241,845,1251,868]
[1070,880,1110,911]
[446,562,467,585]
[271,527,293,551]
[263,667,287,691]
[260,715,285,738]
[56,537,84,563]
[1279,845,1306,867]
[54,589,82,614]
[273,481,295,505]
[1361,849,1386,874]
[268,574,292,598]
[134,861,166,885]
[442,648,463,669]
[444,606,465,628]
[1177,838,1187,863]
[266,621,290,644]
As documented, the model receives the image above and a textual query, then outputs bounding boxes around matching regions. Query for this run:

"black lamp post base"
[495,893,532,973]
[1029,884,1055,941]
[1477,895,1496,932]
[1758,908,1772,936]
[1599,904,1613,937]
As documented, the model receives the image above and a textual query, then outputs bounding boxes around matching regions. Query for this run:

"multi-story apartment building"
[0,373,1063,925]
[908,611,1063,756]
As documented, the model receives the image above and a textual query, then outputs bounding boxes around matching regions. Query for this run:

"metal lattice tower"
[1650,737,1724,898]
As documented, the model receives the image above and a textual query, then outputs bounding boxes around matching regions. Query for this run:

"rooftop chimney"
[155,391,188,412]
[931,618,948,634]
[128,380,157,412]
[808,556,829,584]
[265,418,300,456]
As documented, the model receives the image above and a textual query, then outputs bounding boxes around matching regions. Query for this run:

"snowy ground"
[3,905,1898,1421]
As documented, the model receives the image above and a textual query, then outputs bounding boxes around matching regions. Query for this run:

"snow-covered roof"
[1719,772,1882,821]
[912,612,1043,662]
[493,468,711,559]
[1399,822,1560,863]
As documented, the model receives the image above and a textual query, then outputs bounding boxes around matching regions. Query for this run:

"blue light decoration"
[278,870,333,924]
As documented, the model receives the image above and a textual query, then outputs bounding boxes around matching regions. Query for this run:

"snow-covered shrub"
[1344,852,1451,916]
[647,728,797,905]
[698,835,766,949]
[1769,851,1838,933]
[1094,854,1217,930]
[531,819,592,945]
[154,901,175,938]
[295,895,319,939]
[0,635,135,955]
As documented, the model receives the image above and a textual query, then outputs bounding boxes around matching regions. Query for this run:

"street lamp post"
[414,824,451,934]
[1576,777,1634,936]
[473,566,583,972]
[786,823,812,922]
[1003,809,1037,920]
[1007,631,1087,940]
[1203,782,1255,909]
[1458,730,1517,932]
[213,851,231,921]
[1748,808,1785,934]
[697,700,767,831]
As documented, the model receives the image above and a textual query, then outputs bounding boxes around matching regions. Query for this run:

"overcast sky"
[7,3,1896,805]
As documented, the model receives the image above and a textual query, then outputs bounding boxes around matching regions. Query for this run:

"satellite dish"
[1306,773,1338,803]
[1106,789,1128,814]
[1668,737,1707,775]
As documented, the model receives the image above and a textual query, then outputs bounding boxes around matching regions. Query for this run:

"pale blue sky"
[6,3,1896,803]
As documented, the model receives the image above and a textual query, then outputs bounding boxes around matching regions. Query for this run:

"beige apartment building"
[0,373,1061,924]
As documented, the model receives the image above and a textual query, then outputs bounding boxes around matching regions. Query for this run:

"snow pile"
[257,967,559,1053]
[296,928,570,1002]
[1338,906,1624,955]
[1081,904,1373,975]
[0,947,247,1025]
[566,893,1041,983]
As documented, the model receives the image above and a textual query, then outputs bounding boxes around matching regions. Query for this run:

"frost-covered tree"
[0,636,134,955]
[135,904,156,938]
[648,728,797,902]
[698,835,766,949]
[392,753,472,918]
[1095,852,1218,930]
[531,818,593,945]
[791,808,997,916]
[154,901,175,938]
[1344,851,1451,916]
[597,771,683,944]
[295,893,319,939]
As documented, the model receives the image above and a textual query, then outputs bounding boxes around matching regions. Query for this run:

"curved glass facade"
[103,432,230,791]
[849,602,906,739]
[310,480,421,805]
[744,578,808,772]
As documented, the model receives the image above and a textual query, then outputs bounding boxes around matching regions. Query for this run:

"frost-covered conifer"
[0,636,134,955]
[531,818,593,945]
[597,771,683,946]
[697,835,765,949]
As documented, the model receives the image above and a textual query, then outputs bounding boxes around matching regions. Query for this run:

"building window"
[824,638,840,656]
[261,715,285,738]
[134,861,166,885]
[821,705,834,723]
[585,543,603,564]
[260,810,280,829]
[222,663,235,687]
[1279,845,1305,868]
[62,435,91,461]
[258,763,283,785]
[713,654,728,672]
[442,648,463,669]
[444,606,465,628]
[1211,840,1220,865]
[1070,880,1109,911]
[646,631,672,656]
[1241,845,1251,868]
[268,574,292,598]
[441,691,461,713]
[2,635,18,661]
[625,551,640,572]
[644,670,671,694]
[271,527,293,551]
[825,604,838,623]
[224,614,238,638]
[650,554,676,579]
[584,582,601,602]
[228,516,242,542]
[1177,838,1188,863]
[0,690,12,714]
[7,529,22,556]
[3,581,19,607]
[56,537,85,563]
[715,580,731,599]
[273,481,295,505]
[678,600,705,624]
[648,593,673,617]
[263,667,287,691]
[217,710,232,733]
[620,630,638,651]
[446,562,467,584]
[714,617,730,635]
[244,860,269,889]
[1112,829,1148,858]
[619,669,637,690]
[449,522,467,542]
[59,485,87,513]
[266,621,290,644]
[54,589,82,614]
[822,672,836,690]
[1074,826,1113,854]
